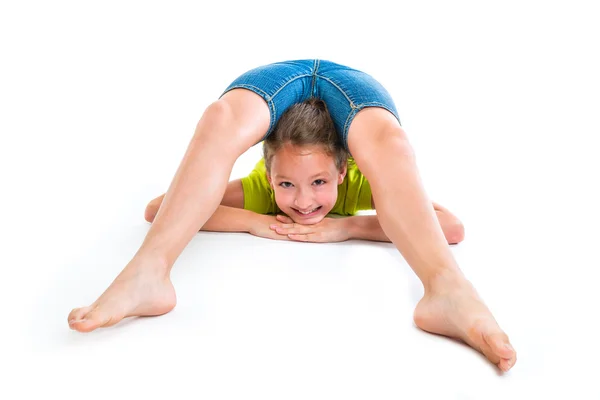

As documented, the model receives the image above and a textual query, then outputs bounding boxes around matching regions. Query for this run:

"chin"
[292,215,326,224]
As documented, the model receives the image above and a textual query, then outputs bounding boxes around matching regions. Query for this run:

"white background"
[2,0,599,398]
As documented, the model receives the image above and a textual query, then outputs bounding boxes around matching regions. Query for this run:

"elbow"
[144,206,157,223]
[144,201,160,223]
[446,222,465,245]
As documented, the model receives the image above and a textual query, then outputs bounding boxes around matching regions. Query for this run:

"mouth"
[292,206,322,217]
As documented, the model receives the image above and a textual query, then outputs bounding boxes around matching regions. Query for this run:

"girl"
[68,59,516,372]
[145,98,466,245]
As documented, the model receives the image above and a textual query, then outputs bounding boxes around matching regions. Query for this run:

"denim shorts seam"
[315,74,355,106]
[270,73,313,100]
[310,60,319,96]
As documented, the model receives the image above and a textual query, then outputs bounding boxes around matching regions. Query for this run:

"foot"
[413,274,517,371]
[68,256,176,332]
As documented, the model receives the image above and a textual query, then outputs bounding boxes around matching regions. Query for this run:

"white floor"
[3,1,600,399]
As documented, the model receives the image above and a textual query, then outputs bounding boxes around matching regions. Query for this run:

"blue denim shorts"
[219,59,401,151]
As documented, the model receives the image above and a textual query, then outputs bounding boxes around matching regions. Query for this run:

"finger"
[269,224,294,232]
[276,226,311,235]
[288,234,310,242]
[290,233,323,242]
[270,223,294,230]
[270,222,296,229]
[272,233,292,241]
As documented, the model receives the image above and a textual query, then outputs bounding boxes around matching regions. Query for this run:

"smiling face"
[267,144,346,224]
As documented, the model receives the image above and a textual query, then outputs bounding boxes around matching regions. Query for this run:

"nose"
[294,189,313,209]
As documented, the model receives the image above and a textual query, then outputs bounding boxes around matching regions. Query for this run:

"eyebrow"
[275,172,329,181]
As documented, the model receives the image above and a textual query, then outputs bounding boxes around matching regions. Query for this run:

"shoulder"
[240,158,277,214]
[345,157,363,178]
[242,158,269,188]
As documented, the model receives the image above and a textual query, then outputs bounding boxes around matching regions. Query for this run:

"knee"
[349,108,412,154]
[379,126,413,152]
[193,99,255,156]
[194,100,234,139]
[359,128,415,162]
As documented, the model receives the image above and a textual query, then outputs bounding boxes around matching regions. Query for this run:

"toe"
[498,358,510,371]
[486,332,515,359]
[485,332,516,371]
[68,307,91,325]
[499,354,517,371]
[71,318,101,333]
[69,308,108,332]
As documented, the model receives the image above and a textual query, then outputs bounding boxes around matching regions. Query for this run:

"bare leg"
[347,108,517,372]
[68,89,270,332]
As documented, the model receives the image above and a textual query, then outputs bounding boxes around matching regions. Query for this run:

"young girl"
[145,98,465,246]
[68,59,516,372]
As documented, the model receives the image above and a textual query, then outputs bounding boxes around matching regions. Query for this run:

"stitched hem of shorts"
[315,74,401,145]
[343,102,401,135]
[341,104,402,152]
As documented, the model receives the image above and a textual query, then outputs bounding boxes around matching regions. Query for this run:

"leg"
[144,179,245,223]
[347,108,516,372]
[68,89,270,332]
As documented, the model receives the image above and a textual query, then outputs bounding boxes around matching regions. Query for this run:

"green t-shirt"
[240,158,373,216]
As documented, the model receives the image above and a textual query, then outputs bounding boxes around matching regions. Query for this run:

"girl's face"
[267,144,346,224]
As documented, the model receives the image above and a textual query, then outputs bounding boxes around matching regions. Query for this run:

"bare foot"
[68,256,176,332]
[413,275,517,371]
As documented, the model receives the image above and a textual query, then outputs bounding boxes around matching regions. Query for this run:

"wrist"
[242,208,261,233]
[344,216,358,240]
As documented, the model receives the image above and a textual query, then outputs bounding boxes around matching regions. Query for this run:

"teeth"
[298,207,318,215]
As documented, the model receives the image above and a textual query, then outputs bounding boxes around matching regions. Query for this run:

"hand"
[248,214,292,241]
[269,214,351,243]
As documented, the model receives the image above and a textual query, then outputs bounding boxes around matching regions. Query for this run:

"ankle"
[423,269,468,295]
[130,250,171,274]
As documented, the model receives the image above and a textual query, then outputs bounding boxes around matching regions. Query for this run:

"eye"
[313,179,326,186]
[279,182,293,188]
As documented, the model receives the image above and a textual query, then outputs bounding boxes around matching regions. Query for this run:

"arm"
[200,205,291,241]
[348,201,465,244]
[145,179,245,222]
[345,215,390,242]
[199,205,255,233]
[146,179,253,233]
[147,179,289,240]
[220,179,245,209]
[197,178,251,231]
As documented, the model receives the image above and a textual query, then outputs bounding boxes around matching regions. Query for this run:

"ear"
[267,173,274,189]
[337,163,347,185]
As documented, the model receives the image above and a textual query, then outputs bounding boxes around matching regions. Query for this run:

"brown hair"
[263,98,349,174]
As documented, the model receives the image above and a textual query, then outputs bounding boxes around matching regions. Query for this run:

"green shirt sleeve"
[240,159,279,215]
